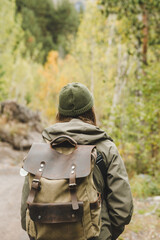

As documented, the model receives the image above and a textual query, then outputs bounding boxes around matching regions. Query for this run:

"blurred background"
[0,0,160,239]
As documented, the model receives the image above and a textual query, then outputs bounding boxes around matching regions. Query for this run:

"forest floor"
[120,197,160,240]
[0,166,28,240]
[0,159,160,240]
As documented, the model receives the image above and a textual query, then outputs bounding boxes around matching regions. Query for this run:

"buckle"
[69,183,77,189]
[32,178,41,190]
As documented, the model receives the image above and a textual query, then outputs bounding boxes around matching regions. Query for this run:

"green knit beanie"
[58,83,94,117]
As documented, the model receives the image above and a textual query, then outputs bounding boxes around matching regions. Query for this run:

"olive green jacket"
[21,119,133,240]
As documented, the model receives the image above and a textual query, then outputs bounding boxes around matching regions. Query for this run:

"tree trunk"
[108,41,132,130]
[141,4,148,65]
[90,39,94,94]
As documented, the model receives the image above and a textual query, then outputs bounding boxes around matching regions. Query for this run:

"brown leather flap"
[29,202,83,223]
[23,143,95,179]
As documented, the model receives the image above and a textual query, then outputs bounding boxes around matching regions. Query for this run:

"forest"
[0,0,160,239]
[1,0,160,195]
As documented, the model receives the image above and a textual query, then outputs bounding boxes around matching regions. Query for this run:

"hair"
[56,107,97,126]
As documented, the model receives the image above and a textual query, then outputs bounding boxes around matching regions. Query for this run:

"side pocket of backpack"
[90,195,101,234]
[26,209,37,238]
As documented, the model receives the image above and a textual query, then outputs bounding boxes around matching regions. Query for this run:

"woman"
[21,82,133,240]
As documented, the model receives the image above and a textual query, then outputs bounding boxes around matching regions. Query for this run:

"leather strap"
[69,165,79,210]
[50,135,77,148]
[96,152,107,184]
[90,193,101,210]
[96,152,108,198]
[27,162,45,205]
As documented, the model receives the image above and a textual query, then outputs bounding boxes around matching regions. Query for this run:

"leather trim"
[27,162,45,204]
[90,193,101,210]
[69,167,79,210]
[23,144,95,179]
[28,202,83,223]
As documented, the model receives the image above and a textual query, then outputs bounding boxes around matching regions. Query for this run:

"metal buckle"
[69,183,77,189]
[33,179,40,183]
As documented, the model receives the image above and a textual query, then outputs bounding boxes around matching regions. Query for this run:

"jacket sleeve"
[105,142,133,239]
[21,175,30,231]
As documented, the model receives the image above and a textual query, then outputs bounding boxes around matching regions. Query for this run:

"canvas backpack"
[22,135,102,240]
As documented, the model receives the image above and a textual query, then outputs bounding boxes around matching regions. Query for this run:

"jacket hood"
[42,119,112,145]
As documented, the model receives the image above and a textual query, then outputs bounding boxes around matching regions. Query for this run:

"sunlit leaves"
[37,51,71,120]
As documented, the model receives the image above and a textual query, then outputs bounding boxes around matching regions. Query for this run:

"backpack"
[22,135,101,240]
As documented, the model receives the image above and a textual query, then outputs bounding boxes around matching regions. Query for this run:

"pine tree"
[16,0,80,63]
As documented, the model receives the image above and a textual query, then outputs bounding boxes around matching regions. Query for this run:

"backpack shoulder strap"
[96,152,107,189]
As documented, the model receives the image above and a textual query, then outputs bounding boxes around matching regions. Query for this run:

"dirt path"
[120,197,160,240]
[0,166,28,240]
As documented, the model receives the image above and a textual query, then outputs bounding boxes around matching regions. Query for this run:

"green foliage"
[155,208,160,218]
[100,0,160,64]
[16,0,80,62]
[0,66,6,100]
[130,174,160,198]
[0,0,22,100]
[98,0,160,179]
[0,0,44,104]
[111,62,160,177]
[70,1,110,119]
